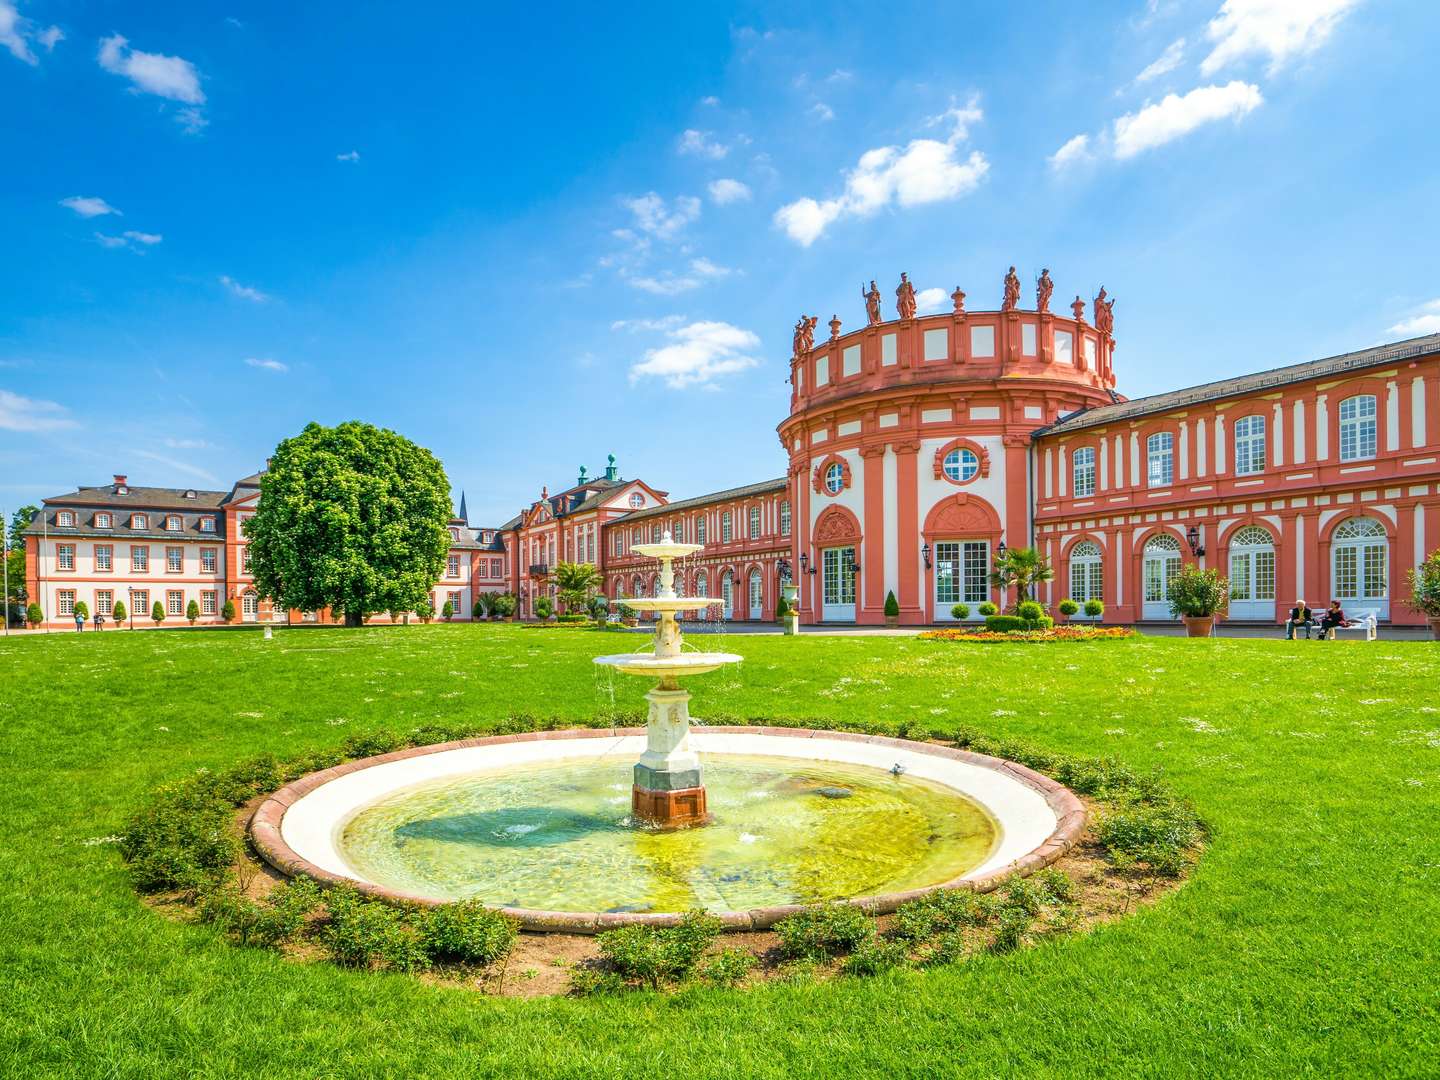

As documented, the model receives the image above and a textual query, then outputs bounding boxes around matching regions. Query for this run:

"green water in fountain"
[338,754,999,913]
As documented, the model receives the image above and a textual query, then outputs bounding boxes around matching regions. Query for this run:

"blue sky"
[3,0,1438,526]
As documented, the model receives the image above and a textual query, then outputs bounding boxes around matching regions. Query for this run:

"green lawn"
[2,626,1437,1078]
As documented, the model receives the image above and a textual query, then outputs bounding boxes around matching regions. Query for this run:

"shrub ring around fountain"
[248,726,1087,934]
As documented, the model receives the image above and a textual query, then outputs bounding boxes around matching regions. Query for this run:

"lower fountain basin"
[251,728,1086,931]
[592,652,744,677]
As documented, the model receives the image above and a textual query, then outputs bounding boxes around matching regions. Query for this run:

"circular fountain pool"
[252,728,1085,931]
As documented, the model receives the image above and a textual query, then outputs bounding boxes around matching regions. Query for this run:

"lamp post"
[2,505,9,636]
[1185,525,1206,558]
[127,586,135,630]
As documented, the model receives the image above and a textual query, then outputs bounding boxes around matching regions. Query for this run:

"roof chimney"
[113,474,129,494]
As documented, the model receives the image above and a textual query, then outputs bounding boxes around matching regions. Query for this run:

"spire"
[457,491,468,524]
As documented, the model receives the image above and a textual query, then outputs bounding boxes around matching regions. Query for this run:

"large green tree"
[247,421,452,626]
[4,505,37,619]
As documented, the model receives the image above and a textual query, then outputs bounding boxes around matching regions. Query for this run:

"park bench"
[1327,609,1379,640]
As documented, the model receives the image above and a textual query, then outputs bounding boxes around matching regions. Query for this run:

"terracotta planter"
[1429,617,1440,641]
[1183,615,1215,638]
[885,615,899,628]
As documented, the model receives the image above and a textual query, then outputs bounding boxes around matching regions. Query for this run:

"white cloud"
[1201,0,1362,76]
[611,315,687,333]
[94,232,129,249]
[1112,80,1262,159]
[699,95,720,106]
[629,320,760,389]
[708,178,751,205]
[162,437,214,449]
[623,192,701,240]
[627,258,732,297]
[244,357,288,373]
[220,275,270,302]
[0,389,79,432]
[123,230,162,245]
[1135,38,1186,83]
[337,150,360,162]
[95,230,161,252]
[677,129,729,160]
[826,69,853,83]
[132,449,219,484]
[60,196,120,218]
[98,33,206,130]
[1,2,60,65]
[915,287,948,315]
[810,102,835,122]
[774,95,988,246]
[1048,133,1093,171]
[1387,300,1440,338]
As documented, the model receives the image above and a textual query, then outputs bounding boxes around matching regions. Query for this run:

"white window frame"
[57,544,75,571]
[167,590,184,616]
[1072,447,1096,497]
[166,546,183,573]
[95,545,113,572]
[1234,415,1266,476]
[1339,395,1377,462]
[131,546,149,572]
[1146,433,1174,488]
[780,501,791,537]
[748,506,761,539]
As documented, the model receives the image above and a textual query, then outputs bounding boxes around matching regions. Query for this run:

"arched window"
[1234,415,1266,476]
[942,447,979,483]
[1228,526,1275,617]
[824,462,845,494]
[1339,395,1377,461]
[694,570,708,599]
[1068,540,1102,608]
[1146,433,1174,488]
[1332,517,1387,615]
[1142,533,1182,619]
[1072,447,1096,497]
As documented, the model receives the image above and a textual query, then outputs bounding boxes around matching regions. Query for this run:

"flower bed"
[919,626,1135,643]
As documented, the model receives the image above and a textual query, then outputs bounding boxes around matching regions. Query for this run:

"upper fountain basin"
[628,541,704,560]
[592,651,743,677]
[613,596,723,613]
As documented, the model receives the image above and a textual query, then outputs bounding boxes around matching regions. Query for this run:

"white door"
[934,540,989,620]
[821,546,856,622]
[242,590,259,623]
[748,570,763,620]
[721,572,734,619]
[1227,527,1276,620]
[1142,535,1181,620]
[1068,541,1103,620]
[1331,517,1389,619]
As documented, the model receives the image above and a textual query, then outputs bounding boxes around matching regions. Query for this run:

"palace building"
[21,269,1440,630]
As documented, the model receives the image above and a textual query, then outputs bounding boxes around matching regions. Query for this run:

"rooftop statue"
[896,273,917,320]
[1071,295,1086,322]
[1094,287,1116,336]
[1036,268,1054,314]
[862,280,882,325]
[1002,266,1021,312]
[793,315,819,356]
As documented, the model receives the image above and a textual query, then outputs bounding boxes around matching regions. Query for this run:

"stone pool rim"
[248,726,1087,934]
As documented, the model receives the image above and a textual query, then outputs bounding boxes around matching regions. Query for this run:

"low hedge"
[984,614,1055,632]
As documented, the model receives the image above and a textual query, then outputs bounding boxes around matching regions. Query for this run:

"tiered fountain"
[594,530,741,829]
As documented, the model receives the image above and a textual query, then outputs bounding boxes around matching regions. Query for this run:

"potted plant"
[220,599,236,624]
[617,602,637,627]
[416,600,434,624]
[883,590,900,628]
[25,603,42,628]
[151,600,165,626]
[441,600,454,621]
[1405,548,1440,640]
[112,599,126,627]
[1057,598,1079,621]
[1167,565,1229,638]
[186,599,200,625]
[472,598,484,620]
[533,595,554,621]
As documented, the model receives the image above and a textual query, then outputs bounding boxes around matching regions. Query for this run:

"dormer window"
[629,492,644,508]
[57,510,76,527]
[166,515,182,532]
[449,528,460,541]
[184,489,197,499]
[199,516,215,533]
[95,512,113,529]
[132,514,148,530]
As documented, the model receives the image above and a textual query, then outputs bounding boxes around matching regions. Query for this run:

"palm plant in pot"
[1167,564,1229,637]
[1404,548,1440,640]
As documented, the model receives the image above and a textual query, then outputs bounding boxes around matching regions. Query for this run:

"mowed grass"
[1,625,1438,1079]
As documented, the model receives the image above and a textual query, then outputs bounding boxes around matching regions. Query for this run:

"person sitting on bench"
[1316,600,1348,640]
[1284,599,1313,639]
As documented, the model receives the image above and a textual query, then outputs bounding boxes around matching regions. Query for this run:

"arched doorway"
[924,494,1000,621]
[1331,517,1388,618]
[720,570,734,619]
[1141,533,1181,620]
[748,568,763,620]
[1227,525,1276,620]
[1068,540,1103,619]
[242,589,259,623]
[813,505,861,622]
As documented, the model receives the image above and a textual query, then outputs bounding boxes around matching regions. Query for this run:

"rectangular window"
[614,533,623,556]
[780,501,791,537]
[842,344,861,376]
[166,547,183,573]
[200,517,215,533]
[167,590,184,616]
[1072,448,1096,498]
[881,333,897,366]
[934,542,990,607]
[95,545,113,571]
[132,514,148,530]
[1147,433,1174,488]
[202,590,217,615]
[652,524,661,543]
[1054,331,1074,365]
[1339,395,1377,461]
[96,589,113,614]
[1021,323,1037,356]
[241,548,252,574]
[96,512,112,529]
[970,325,995,358]
[448,590,461,610]
[447,555,459,578]
[815,355,829,387]
[748,506,761,539]
[1234,415,1267,476]
[201,548,217,574]
[57,544,75,571]
[697,516,707,544]
[166,516,182,532]
[131,546,149,572]
[132,589,148,614]
[822,547,857,606]
[721,511,733,543]
[923,327,948,361]
[58,589,75,616]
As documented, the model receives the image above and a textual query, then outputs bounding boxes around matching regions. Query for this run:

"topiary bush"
[950,603,970,620]
[112,599,127,624]
[1016,600,1044,622]
[26,602,42,627]
[151,601,165,625]
[1058,598,1079,617]
[533,596,553,620]
[1084,598,1105,617]
[884,591,900,618]
[977,601,998,617]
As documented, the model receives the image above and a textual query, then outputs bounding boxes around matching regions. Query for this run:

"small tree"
[1084,598,1105,618]
[553,561,604,615]
[534,595,554,620]
[950,603,970,620]
[73,600,89,621]
[186,599,200,624]
[491,593,517,619]
[151,601,165,625]
[1405,549,1440,618]
[988,546,1054,609]
[415,600,433,623]
[472,598,484,619]
[1166,565,1229,618]
[884,591,900,618]
[26,602,42,627]
[221,599,236,624]
[441,600,454,620]
[112,599,126,625]
[1058,598,1079,617]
